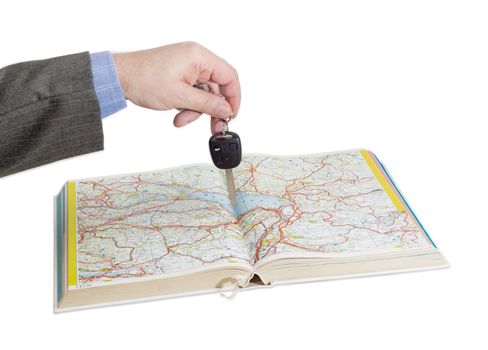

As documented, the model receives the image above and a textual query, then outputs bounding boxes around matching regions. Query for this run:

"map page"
[234,150,432,263]
[74,166,250,288]
[73,150,432,288]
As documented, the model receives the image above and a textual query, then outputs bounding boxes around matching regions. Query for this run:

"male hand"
[113,42,240,133]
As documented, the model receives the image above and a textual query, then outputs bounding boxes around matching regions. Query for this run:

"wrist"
[113,53,130,99]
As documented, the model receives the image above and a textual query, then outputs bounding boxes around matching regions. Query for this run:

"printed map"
[235,152,430,261]
[75,150,430,287]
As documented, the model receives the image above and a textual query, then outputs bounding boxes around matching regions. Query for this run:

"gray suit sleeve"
[0,52,104,177]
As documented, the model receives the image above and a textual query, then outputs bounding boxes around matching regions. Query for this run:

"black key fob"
[209,131,242,169]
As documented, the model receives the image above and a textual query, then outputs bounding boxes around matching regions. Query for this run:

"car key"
[209,121,241,205]
[192,82,242,205]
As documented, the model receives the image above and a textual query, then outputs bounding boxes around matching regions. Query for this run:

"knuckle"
[221,58,238,75]
[182,40,198,47]
[231,66,239,79]
[182,41,202,56]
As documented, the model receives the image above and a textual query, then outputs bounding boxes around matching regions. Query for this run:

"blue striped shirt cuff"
[89,51,127,118]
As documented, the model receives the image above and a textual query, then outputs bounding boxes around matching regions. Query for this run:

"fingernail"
[215,104,232,119]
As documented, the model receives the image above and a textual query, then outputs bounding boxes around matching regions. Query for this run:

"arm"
[0,52,103,177]
[0,42,240,178]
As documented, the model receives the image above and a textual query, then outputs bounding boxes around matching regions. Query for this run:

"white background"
[1,0,486,348]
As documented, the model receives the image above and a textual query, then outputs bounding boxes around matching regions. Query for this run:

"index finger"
[208,56,241,116]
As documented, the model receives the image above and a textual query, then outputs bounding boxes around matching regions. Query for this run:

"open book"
[54,149,448,311]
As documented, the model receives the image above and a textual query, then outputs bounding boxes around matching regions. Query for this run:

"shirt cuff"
[89,51,127,118]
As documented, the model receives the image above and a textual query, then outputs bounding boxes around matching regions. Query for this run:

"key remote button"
[209,131,242,169]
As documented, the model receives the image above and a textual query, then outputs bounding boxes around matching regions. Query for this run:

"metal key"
[192,82,241,205]
[209,126,241,205]
[209,121,242,205]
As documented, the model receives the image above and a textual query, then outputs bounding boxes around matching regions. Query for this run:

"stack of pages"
[54,149,448,311]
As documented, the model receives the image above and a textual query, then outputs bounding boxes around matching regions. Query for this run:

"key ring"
[221,118,229,135]
[193,82,213,94]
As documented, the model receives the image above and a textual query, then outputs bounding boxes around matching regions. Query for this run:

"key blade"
[225,169,237,206]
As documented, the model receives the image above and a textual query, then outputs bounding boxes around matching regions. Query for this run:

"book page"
[72,164,251,288]
[233,150,433,265]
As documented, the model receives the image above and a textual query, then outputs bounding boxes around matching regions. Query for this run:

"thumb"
[177,84,233,119]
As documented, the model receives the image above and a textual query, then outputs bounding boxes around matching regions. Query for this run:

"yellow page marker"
[360,150,405,212]
[67,182,77,287]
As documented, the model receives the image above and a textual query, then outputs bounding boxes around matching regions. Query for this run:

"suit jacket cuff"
[0,52,105,177]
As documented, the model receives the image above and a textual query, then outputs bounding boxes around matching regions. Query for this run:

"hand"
[113,42,240,133]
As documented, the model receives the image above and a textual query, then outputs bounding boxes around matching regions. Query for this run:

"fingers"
[208,57,241,116]
[174,83,232,133]
[173,110,225,133]
[211,117,225,134]
[174,110,225,134]
[205,83,225,133]
[206,82,220,95]
[174,82,222,129]
[173,109,202,127]
[177,83,233,120]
